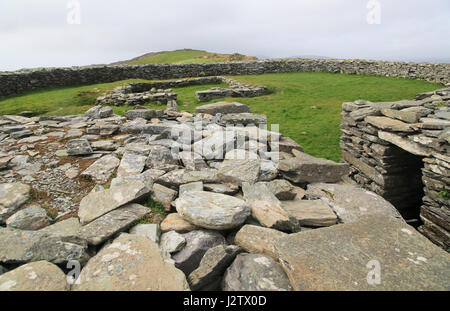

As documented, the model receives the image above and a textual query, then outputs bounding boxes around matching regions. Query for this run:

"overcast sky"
[1,0,449,71]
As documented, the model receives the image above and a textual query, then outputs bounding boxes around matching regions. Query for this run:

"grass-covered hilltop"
[0,50,443,161]
[111,49,258,65]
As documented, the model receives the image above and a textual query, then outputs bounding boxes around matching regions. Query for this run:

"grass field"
[125,49,257,65]
[0,72,441,161]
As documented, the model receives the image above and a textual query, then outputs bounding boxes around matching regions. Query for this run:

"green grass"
[128,49,255,65]
[0,72,441,161]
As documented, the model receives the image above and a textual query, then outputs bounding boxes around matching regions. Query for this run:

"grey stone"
[188,245,243,291]
[0,183,31,224]
[125,109,164,120]
[172,230,226,276]
[39,218,81,239]
[242,182,300,232]
[91,140,118,151]
[203,183,239,195]
[152,183,178,211]
[6,205,51,230]
[0,227,89,265]
[66,139,93,156]
[222,253,293,291]
[78,180,151,225]
[160,231,186,254]
[306,183,402,223]
[220,113,267,126]
[216,159,261,186]
[0,261,69,291]
[146,145,180,171]
[235,225,287,260]
[78,203,150,246]
[160,213,200,234]
[81,154,120,183]
[263,179,297,200]
[175,191,251,230]
[275,214,450,290]
[111,168,165,189]
[179,182,203,195]
[129,224,161,244]
[281,200,338,227]
[117,152,147,177]
[72,233,189,291]
[278,152,349,184]
[196,102,250,115]
[193,130,235,160]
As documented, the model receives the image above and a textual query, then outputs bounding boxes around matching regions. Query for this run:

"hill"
[111,49,258,65]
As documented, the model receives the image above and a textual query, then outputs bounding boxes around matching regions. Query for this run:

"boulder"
[81,154,120,183]
[72,233,189,291]
[66,139,93,156]
[306,183,401,223]
[172,230,226,276]
[196,102,250,115]
[129,224,161,244]
[278,152,349,183]
[78,203,150,246]
[117,152,147,177]
[275,214,450,290]
[160,213,199,234]
[78,180,150,225]
[0,183,31,224]
[281,200,338,227]
[188,245,243,291]
[6,205,51,230]
[222,253,293,291]
[234,225,287,260]
[175,191,251,230]
[152,183,178,211]
[0,227,89,265]
[0,261,69,291]
[242,182,300,232]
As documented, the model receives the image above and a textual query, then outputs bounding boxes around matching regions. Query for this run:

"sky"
[1,0,449,71]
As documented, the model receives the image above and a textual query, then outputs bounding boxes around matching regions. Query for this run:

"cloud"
[0,0,449,70]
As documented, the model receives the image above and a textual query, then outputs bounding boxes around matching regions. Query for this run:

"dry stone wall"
[1,59,449,97]
[341,88,450,251]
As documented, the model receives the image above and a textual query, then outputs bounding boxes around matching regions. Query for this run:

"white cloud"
[0,0,449,71]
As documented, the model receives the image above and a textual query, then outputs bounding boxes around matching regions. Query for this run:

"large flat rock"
[81,154,120,183]
[78,180,150,225]
[78,203,150,246]
[196,102,250,115]
[278,152,349,184]
[275,214,450,291]
[0,183,31,224]
[73,233,189,291]
[306,183,401,223]
[281,200,337,227]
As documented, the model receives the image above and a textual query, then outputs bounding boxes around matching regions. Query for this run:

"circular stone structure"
[175,191,251,230]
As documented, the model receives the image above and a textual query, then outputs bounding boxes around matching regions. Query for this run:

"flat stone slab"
[78,180,150,225]
[0,183,31,224]
[81,154,120,183]
[175,191,251,230]
[365,116,415,132]
[78,203,150,246]
[307,183,401,223]
[235,225,287,260]
[275,214,450,291]
[281,200,337,227]
[72,233,189,291]
[196,102,250,115]
[117,152,147,177]
[378,131,432,157]
[160,213,200,233]
[278,152,349,184]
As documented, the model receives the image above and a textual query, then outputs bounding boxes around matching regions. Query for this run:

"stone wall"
[1,59,449,97]
[340,88,450,251]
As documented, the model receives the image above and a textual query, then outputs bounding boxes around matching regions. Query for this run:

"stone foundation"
[341,88,450,251]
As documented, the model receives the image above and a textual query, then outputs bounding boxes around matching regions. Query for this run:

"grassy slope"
[0,72,441,161]
[127,49,255,65]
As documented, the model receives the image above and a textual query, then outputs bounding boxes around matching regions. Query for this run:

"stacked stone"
[3,58,448,97]
[1,100,449,291]
[195,78,269,102]
[341,88,450,251]
[96,85,177,106]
